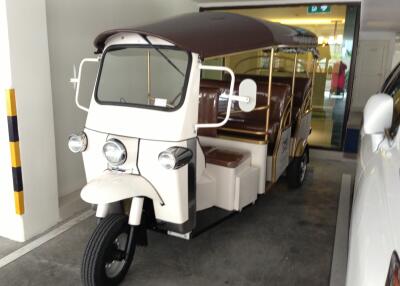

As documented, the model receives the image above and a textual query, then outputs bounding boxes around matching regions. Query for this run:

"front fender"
[81,171,164,205]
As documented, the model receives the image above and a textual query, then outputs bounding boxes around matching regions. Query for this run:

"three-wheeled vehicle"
[67,12,318,286]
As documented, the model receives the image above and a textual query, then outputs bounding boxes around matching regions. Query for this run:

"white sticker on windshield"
[154,98,167,107]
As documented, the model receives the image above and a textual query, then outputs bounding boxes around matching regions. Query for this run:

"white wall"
[392,38,400,68]
[0,0,59,241]
[350,31,396,112]
[359,31,396,74]
[45,0,198,198]
[0,0,25,241]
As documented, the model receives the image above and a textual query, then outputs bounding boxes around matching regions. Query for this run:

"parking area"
[0,158,355,286]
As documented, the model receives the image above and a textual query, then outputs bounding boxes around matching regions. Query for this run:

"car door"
[347,63,400,286]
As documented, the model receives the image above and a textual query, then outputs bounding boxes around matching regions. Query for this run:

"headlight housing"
[103,139,127,166]
[68,132,88,153]
[158,147,192,170]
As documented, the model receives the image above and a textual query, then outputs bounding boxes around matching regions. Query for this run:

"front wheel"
[82,214,135,286]
[287,148,308,189]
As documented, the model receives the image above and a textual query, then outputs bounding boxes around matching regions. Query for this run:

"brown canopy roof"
[94,12,318,58]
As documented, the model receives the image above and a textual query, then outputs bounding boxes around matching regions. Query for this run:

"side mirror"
[238,79,257,112]
[363,93,393,135]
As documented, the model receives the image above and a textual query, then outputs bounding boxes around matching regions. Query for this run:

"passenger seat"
[197,85,251,169]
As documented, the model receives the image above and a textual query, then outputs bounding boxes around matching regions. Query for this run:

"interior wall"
[0,0,25,241]
[350,31,396,112]
[45,0,197,198]
[392,36,400,68]
[0,0,59,241]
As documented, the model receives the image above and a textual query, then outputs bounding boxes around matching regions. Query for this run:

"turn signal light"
[158,147,192,170]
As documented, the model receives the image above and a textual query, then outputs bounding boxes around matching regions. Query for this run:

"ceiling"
[222,5,346,38]
[195,0,400,32]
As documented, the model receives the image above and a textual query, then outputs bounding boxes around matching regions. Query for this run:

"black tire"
[287,148,308,189]
[82,214,135,286]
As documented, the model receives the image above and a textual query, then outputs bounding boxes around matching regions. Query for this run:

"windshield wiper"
[141,34,184,77]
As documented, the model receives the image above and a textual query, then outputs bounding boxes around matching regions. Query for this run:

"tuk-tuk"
[68,12,318,286]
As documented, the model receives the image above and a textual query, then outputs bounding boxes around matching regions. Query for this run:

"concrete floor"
[0,159,355,286]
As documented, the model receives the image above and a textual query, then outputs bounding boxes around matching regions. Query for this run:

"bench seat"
[202,146,249,168]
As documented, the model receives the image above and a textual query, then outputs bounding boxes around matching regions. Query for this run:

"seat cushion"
[203,146,249,168]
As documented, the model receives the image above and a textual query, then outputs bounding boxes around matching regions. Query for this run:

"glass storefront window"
[205,4,359,149]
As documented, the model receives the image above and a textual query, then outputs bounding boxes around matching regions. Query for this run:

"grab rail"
[195,64,249,131]
[70,57,100,112]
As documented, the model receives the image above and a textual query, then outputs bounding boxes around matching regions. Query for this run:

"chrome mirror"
[238,79,257,112]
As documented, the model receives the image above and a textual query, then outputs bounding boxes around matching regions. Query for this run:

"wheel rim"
[105,233,128,278]
[299,154,307,183]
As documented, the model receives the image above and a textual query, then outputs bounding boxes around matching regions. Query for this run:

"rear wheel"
[287,148,308,188]
[82,214,135,286]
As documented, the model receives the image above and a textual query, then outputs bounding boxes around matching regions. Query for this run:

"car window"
[392,89,400,134]
[384,66,400,135]
[382,62,400,93]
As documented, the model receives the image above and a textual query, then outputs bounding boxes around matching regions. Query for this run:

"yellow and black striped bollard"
[6,89,24,215]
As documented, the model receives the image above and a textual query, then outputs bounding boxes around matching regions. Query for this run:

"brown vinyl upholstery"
[197,86,221,137]
[197,78,291,166]
[199,79,291,145]
[202,146,249,168]
[235,74,311,122]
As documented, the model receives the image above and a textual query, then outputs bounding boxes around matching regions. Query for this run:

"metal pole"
[147,50,151,104]
[310,58,317,111]
[266,48,274,142]
[290,53,298,123]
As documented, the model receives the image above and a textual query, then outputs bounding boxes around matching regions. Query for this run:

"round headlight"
[68,132,88,153]
[103,139,127,166]
[158,151,177,169]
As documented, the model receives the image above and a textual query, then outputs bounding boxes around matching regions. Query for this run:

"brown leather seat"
[197,86,220,137]
[200,79,291,145]
[291,78,311,120]
[235,74,311,122]
[197,88,250,168]
[202,146,249,168]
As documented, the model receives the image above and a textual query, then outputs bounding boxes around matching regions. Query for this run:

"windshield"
[96,45,191,110]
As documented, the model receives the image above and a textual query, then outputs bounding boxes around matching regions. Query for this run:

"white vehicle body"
[80,33,261,231]
[70,12,319,285]
[347,63,400,285]
[72,34,316,236]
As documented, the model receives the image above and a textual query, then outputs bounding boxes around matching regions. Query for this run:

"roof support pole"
[310,58,317,111]
[290,52,298,123]
[265,48,274,142]
[147,50,151,104]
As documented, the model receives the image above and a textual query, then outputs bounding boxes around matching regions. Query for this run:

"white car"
[347,63,400,286]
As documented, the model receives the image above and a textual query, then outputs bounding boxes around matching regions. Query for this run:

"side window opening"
[384,65,400,136]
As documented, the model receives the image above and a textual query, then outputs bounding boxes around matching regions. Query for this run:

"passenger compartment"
[197,84,261,210]
[199,79,291,153]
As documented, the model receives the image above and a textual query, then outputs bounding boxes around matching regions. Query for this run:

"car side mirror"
[238,79,257,112]
[363,93,393,135]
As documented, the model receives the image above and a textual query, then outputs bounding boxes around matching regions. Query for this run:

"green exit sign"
[308,5,331,14]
